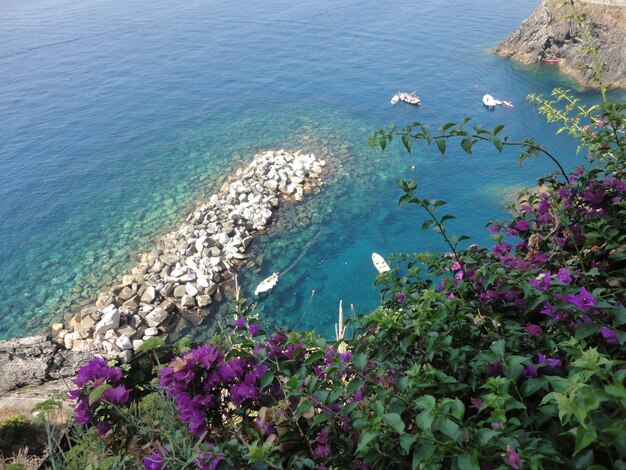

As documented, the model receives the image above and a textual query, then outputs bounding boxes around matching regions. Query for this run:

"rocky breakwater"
[55,149,326,362]
[492,0,626,89]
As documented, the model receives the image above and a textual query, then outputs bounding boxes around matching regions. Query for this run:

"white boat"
[372,253,391,273]
[483,94,497,109]
[397,91,421,105]
[390,94,399,105]
[254,272,279,296]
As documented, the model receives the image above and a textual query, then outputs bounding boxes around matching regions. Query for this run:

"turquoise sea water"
[0,0,622,340]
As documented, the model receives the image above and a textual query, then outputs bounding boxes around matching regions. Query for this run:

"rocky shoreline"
[48,149,326,363]
[492,0,626,89]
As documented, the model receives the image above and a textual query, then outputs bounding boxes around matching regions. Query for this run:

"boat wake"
[281,229,322,277]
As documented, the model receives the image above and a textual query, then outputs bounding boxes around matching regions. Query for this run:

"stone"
[94,307,121,335]
[51,323,64,335]
[129,315,144,329]
[132,339,145,351]
[115,334,133,351]
[118,286,135,301]
[185,282,198,297]
[181,294,196,308]
[118,349,133,363]
[173,284,186,298]
[197,295,212,308]
[117,324,137,337]
[140,286,157,304]
[144,327,159,337]
[145,307,169,328]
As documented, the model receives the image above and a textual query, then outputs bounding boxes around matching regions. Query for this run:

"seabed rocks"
[53,149,326,362]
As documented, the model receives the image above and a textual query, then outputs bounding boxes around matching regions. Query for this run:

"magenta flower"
[395,291,407,302]
[514,220,529,231]
[522,363,538,380]
[470,397,484,410]
[566,287,596,312]
[538,353,561,370]
[529,273,551,291]
[523,324,542,337]
[249,324,260,336]
[314,444,332,459]
[556,268,572,284]
[143,445,167,470]
[505,446,521,470]
[600,327,619,344]
[102,385,131,404]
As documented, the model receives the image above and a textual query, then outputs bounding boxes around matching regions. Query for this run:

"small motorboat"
[254,272,279,296]
[483,94,497,109]
[396,91,421,105]
[502,100,513,108]
[544,58,560,64]
[372,253,391,273]
[390,94,399,105]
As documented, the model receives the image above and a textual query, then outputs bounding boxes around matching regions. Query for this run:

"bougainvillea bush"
[57,87,626,470]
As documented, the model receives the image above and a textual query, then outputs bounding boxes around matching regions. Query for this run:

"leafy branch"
[368,119,569,184]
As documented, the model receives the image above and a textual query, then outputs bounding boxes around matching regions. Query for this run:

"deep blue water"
[0,0,621,340]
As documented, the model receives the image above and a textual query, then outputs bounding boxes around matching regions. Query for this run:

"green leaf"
[438,418,460,441]
[357,430,378,454]
[402,134,413,153]
[400,433,416,453]
[415,395,436,410]
[436,139,446,155]
[494,138,504,153]
[476,428,499,446]
[522,377,548,397]
[416,409,434,431]
[441,122,456,132]
[348,379,365,395]
[493,124,505,135]
[352,353,367,371]
[89,383,112,406]
[260,371,274,390]
[570,425,598,455]
[412,442,435,469]
[460,138,474,154]
[440,215,457,223]
[422,220,434,230]
[455,454,480,470]
[383,413,406,434]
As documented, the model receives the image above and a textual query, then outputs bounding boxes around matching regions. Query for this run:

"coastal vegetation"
[3,4,624,469]
[38,18,626,470]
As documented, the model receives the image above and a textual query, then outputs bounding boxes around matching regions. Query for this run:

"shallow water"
[0,0,622,339]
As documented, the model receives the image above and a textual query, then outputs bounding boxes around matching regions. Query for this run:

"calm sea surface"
[0,0,621,340]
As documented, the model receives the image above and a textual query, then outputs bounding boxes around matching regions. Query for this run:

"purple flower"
[538,353,561,370]
[195,450,225,470]
[470,398,484,411]
[486,362,503,377]
[73,399,93,425]
[566,287,596,312]
[505,446,521,470]
[314,444,332,459]
[395,291,407,302]
[522,363,538,380]
[230,383,259,406]
[523,324,542,337]
[600,327,619,344]
[514,220,529,232]
[102,385,131,404]
[249,324,260,336]
[143,445,167,470]
[529,272,551,291]
[556,268,572,284]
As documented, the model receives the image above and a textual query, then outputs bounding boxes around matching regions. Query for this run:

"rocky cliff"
[492,0,626,89]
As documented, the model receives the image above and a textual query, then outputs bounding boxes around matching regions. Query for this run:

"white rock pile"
[54,149,325,361]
